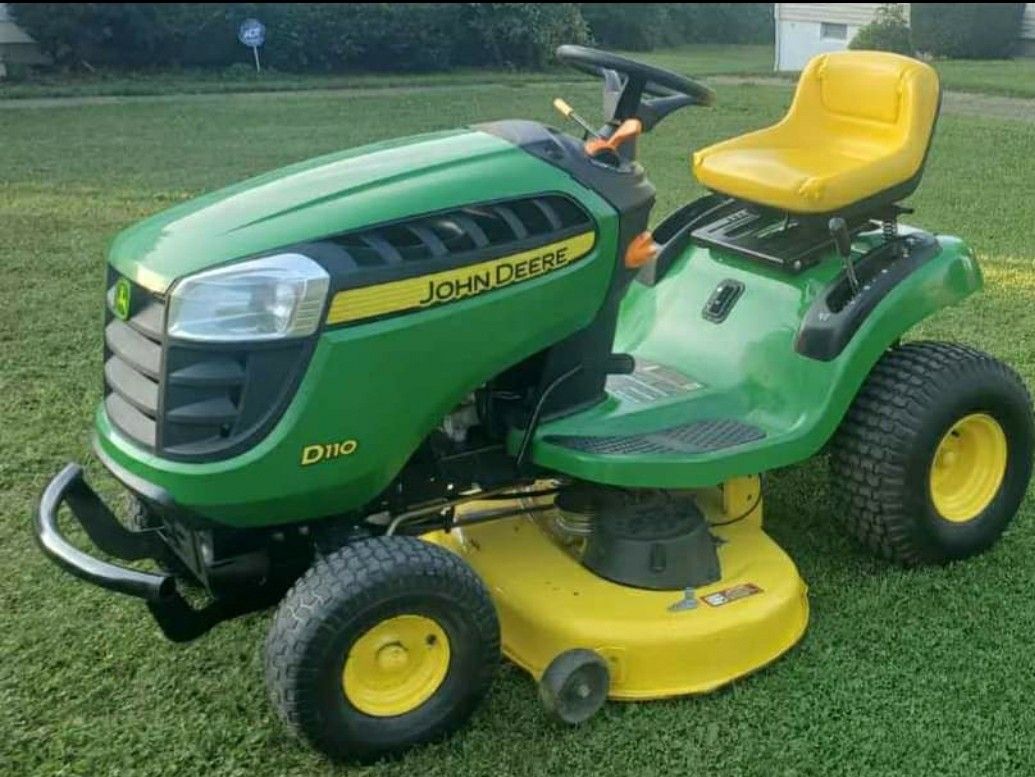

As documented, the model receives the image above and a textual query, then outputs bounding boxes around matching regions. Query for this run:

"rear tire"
[264,536,499,762]
[831,341,1033,565]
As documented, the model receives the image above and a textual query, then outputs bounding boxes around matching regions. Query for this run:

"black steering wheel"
[556,44,714,126]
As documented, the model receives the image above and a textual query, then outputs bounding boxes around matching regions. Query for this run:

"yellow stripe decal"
[326,231,596,325]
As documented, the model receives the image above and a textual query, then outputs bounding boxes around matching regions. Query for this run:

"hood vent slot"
[326,194,591,272]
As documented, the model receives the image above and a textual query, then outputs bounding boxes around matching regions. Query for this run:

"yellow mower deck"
[428,478,808,700]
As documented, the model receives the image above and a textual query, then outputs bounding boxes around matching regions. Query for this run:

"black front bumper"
[35,463,176,599]
[33,463,278,642]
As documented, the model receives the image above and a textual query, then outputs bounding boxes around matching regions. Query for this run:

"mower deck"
[430,480,808,699]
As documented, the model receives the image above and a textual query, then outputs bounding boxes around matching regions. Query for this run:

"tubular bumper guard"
[33,463,272,642]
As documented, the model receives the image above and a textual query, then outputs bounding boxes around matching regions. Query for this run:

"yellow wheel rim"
[342,614,450,717]
[929,413,1008,523]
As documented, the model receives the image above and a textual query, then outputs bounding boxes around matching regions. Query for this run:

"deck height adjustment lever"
[553,98,601,140]
[828,217,860,296]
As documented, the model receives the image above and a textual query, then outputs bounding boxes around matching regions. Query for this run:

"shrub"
[581,3,774,51]
[911,3,1026,59]
[668,3,774,45]
[0,61,34,82]
[848,3,913,56]
[579,4,669,51]
[10,3,774,71]
[460,3,590,69]
[256,4,462,73]
[7,3,588,72]
[9,3,256,68]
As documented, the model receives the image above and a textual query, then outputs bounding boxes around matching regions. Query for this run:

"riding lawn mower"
[35,46,1034,762]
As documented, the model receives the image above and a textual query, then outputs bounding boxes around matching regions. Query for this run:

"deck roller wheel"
[538,649,610,725]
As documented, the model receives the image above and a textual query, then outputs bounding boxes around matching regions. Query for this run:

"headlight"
[167,254,330,342]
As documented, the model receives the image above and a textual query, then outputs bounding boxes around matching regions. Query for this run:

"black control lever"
[552,98,602,140]
[828,217,860,296]
[636,94,698,132]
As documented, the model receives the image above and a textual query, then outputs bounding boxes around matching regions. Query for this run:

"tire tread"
[264,536,499,760]
[830,341,1032,564]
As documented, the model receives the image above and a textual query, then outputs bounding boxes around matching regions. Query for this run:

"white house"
[0,3,47,65]
[775,3,1035,71]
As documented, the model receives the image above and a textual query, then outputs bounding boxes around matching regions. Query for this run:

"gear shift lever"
[829,217,860,296]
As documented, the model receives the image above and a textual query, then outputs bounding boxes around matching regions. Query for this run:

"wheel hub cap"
[342,614,450,717]
[929,413,1008,523]
[376,643,409,671]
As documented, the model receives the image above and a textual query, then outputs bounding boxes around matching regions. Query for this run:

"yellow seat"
[692,51,940,215]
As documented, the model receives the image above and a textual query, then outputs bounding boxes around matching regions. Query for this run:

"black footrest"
[544,419,765,456]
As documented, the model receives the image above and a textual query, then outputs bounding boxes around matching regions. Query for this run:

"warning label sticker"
[607,360,703,405]
[702,583,763,607]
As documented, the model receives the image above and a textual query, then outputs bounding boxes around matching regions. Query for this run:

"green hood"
[109,128,521,292]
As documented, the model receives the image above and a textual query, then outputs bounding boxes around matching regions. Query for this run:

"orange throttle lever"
[624,231,660,269]
[584,118,643,159]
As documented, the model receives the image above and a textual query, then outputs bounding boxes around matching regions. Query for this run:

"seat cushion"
[692,51,940,215]
[694,146,905,215]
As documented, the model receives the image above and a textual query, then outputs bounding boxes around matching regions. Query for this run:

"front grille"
[103,278,165,449]
[103,271,311,461]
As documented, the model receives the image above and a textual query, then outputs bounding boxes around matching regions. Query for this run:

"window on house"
[821,22,848,40]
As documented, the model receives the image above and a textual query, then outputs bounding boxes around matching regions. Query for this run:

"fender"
[528,229,982,489]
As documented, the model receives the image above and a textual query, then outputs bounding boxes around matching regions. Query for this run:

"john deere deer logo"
[113,278,132,320]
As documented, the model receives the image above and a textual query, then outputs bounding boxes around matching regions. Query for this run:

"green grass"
[6,44,1035,102]
[2,77,1035,776]
[0,65,572,100]
[934,57,1035,99]
[0,44,773,101]
[625,43,774,77]
[643,42,1035,101]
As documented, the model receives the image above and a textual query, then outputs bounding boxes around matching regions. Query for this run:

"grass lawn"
[934,56,1035,99]
[0,44,773,100]
[7,43,1035,101]
[2,75,1035,777]
[0,65,573,100]
[644,43,1035,100]
[628,43,774,77]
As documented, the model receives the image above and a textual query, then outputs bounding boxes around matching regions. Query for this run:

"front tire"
[264,536,500,762]
[831,341,1033,565]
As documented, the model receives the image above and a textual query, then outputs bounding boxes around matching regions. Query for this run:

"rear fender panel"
[528,228,982,487]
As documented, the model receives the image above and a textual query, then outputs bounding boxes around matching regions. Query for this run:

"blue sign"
[238,18,266,48]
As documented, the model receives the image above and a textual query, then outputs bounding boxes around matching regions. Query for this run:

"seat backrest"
[783,51,940,172]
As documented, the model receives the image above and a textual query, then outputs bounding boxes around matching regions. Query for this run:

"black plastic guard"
[795,232,941,361]
[33,463,275,643]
